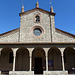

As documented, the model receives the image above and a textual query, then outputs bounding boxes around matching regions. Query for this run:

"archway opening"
[0,47,13,71]
[64,47,75,74]
[15,47,29,71]
[32,47,46,74]
[48,47,62,71]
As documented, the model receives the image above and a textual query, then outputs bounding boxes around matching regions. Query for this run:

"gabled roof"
[19,8,56,16]
[56,28,75,38]
[0,27,75,38]
[0,28,19,37]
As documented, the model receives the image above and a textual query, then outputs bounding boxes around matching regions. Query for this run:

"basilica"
[0,2,75,75]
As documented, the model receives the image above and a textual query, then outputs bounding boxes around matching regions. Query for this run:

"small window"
[36,15,40,22]
[9,52,13,63]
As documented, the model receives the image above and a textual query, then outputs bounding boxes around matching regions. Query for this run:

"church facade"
[0,2,75,75]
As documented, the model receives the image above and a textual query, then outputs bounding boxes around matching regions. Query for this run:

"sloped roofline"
[19,8,56,16]
[56,28,75,37]
[0,28,19,36]
[0,27,75,38]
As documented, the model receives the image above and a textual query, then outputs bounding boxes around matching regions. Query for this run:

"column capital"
[58,48,65,51]
[59,48,65,54]
[12,48,18,51]
[43,48,50,53]
[0,48,2,51]
[27,48,34,57]
[12,48,18,57]
[27,48,34,51]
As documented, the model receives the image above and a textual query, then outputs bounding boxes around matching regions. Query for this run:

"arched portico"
[0,47,13,71]
[32,47,46,74]
[48,47,62,71]
[64,47,75,73]
[15,47,29,71]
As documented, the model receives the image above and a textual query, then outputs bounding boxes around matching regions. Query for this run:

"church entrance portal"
[34,57,43,74]
[32,47,46,74]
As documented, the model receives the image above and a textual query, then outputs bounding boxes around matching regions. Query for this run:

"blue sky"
[0,0,75,35]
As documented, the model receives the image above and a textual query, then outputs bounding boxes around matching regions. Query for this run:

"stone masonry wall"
[0,29,19,42]
[20,10,51,43]
[0,9,75,43]
[54,30,75,42]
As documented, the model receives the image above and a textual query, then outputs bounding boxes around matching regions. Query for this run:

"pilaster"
[50,14,55,42]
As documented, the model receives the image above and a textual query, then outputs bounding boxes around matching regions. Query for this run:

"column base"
[44,71,68,75]
[9,71,34,75]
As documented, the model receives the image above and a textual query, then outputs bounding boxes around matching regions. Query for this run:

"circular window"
[33,28,42,36]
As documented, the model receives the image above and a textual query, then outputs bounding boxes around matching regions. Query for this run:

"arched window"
[36,15,40,22]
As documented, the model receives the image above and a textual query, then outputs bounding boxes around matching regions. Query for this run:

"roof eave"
[19,8,56,16]
[50,12,56,16]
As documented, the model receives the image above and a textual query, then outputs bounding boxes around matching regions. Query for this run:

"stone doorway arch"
[32,47,46,74]
[15,47,29,71]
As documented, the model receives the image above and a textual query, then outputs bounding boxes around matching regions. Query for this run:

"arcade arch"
[0,47,13,71]
[64,47,75,73]
[48,47,62,71]
[15,47,29,71]
[32,47,46,74]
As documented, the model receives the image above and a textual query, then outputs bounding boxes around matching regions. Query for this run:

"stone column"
[30,52,32,71]
[43,48,49,71]
[27,48,34,71]
[61,52,65,71]
[60,48,65,71]
[46,52,48,71]
[0,48,2,56]
[12,48,18,71]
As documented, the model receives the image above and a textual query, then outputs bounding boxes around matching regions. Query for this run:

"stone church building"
[0,2,75,75]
